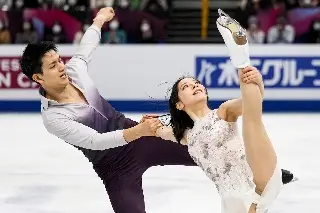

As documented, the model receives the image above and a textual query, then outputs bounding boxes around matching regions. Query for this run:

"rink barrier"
[1,100,320,113]
[0,45,319,112]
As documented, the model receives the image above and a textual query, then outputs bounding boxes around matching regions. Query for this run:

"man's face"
[32,50,68,90]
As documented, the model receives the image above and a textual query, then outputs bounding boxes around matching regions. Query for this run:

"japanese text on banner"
[196,57,320,88]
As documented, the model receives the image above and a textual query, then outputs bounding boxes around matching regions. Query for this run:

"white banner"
[0,44,319,101]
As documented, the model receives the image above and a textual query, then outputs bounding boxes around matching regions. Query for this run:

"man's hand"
[138,118,163,137]
[93,7,115,28]
[139,114,159,123]
[123,118,163,143]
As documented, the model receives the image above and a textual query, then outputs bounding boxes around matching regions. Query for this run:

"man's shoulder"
[41,108,77,135]
[41,107,73,124]
[65,59,96,92]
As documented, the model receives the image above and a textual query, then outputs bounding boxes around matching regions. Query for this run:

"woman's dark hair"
[168,76,195,143]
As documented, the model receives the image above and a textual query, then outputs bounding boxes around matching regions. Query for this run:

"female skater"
[152,10,283,213]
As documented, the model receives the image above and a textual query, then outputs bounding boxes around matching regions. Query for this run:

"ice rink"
[0,113,319,213]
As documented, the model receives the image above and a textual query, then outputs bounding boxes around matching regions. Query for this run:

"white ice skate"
[158,113,171,126]
[292,176,299,182]
[216,9,250,69]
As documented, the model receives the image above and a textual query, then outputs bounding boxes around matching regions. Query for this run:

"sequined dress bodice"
[187,110,255,198]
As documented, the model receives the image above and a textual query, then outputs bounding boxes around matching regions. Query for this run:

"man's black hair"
[20,41,58,81]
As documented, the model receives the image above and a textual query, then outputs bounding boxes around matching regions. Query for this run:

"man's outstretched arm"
[66,7,115,75]
[43,112,161,150]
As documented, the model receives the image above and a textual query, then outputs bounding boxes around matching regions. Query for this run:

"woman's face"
[176,77,208,110]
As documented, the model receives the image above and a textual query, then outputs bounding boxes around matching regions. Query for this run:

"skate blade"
[158,114,171,126]
[291,177,299,182]
[217,8,246,38]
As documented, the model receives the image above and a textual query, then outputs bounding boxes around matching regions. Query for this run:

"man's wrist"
[123,125,143,143]
[93,15,107,28]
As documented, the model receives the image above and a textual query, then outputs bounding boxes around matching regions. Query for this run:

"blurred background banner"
[0,0,318,112]
[0,45,319,112]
